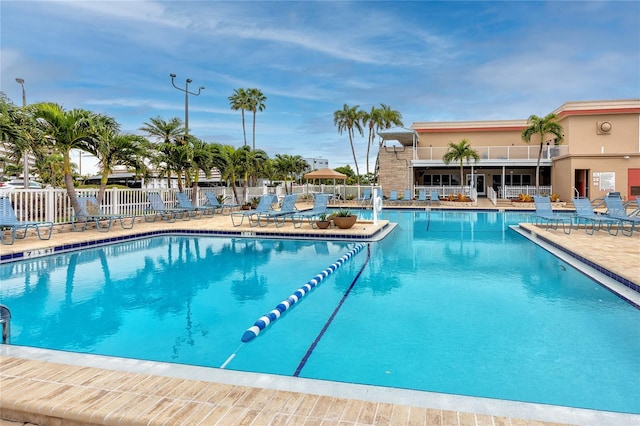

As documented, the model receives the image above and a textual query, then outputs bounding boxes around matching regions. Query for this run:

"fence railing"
[1,185,386,223]
[499,185,553,199]
[416,145,569,161]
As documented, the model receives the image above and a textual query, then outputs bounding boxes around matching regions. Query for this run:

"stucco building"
[378,99,640,203]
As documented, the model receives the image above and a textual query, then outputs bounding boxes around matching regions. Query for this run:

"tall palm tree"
[362,106,381,176]
[521,113,564,190]
[246,88,267,150]
[33,102,101,214]
[442,139,480,189]
[334,104,365,185]
[228,88,250,147]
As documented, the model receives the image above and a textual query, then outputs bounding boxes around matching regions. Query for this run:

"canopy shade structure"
[378,127,419,146]
[303,168,347,180]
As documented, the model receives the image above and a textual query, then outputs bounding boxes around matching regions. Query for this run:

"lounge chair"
[359,189,372,207]
[388,190,399,204]
[230,194,277,227]
[0,197,53,245]
[291,193,331,228]
[604,195,640,236]
[176,192,215,218]
[255,193,299,227]
[204,191,241,215]
[416,189,428,205]
[572,197,621,236]
[532,195,572,234]
[403,189,413,205]
[429,191,441,206]
[144,192,191,223]
[72,195,136,232]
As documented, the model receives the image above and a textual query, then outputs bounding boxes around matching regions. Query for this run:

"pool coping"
[2,345,638,426]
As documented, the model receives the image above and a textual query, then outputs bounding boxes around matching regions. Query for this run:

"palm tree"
[362,106,381,176]
[334,104,365,185]
[442,139,480,189]
[87,121,148,204]
[246,88,267,150]
[374,104,404,176]
[228,89,250,147]
[33,103,100,214]
[521,113,564,190]
[140,116,185,189]
[189,137,215,201]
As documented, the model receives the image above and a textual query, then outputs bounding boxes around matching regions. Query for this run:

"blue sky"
[2,0,639,175]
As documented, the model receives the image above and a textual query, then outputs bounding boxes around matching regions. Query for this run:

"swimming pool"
[1,210,638,414]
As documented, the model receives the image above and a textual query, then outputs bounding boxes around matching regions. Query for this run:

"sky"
[1,0,639,176]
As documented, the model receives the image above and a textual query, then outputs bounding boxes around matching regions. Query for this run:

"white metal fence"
[499,185,553,199]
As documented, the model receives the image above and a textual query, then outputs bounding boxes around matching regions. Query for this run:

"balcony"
[414,145,569,165]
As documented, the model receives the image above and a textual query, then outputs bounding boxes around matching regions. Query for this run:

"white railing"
[416,145,569,161]
[487,187,498,205]
[1,185,388,224]
[414,185,475,200]
[499,185,553,199]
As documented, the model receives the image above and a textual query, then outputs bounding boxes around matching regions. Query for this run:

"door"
[467,173,485,196]
[575,169,588,198]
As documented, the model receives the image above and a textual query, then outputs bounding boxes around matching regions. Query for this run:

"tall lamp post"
[15,78,28,189]
[169,73,205,137]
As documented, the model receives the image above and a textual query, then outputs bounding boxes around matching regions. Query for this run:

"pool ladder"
[0,304,11,344]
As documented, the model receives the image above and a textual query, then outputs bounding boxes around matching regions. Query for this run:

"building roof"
[377,127,419,146]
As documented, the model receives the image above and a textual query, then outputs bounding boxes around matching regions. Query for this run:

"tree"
[87,119,148,204]
[140,116,186,189]
[374,104,404,176]
[442,139,480,189]
[521,113,564,190]
[362,106,381,176]
[275,154,308,193]
[246,88,266,150]
[33,103,100,214]
[334,104,365,185]
[228,88,250,147]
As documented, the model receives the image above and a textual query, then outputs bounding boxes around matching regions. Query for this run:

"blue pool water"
[1,210,638,414]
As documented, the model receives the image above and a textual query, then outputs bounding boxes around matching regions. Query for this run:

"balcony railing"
[416,145,569,161]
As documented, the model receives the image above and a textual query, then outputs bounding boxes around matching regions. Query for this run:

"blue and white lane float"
[241,243,367,342]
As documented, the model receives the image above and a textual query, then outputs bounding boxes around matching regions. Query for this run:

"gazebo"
[303,168,348,202]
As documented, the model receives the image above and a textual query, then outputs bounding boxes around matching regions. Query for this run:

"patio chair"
[359,188,372,207]
[604,195,640,236]
[403,189,413,205]
[72,195,136,232]
[388,190,399,204]
[204,191,241,215]
[416,189,428,205]
[176,192,215,219]
[255,193,299,227]
[429,191,441,206]
[572,197,621,236]
[0,197,53,245]
[291,193,331,228]
[144,192,191,223]
[231,194,277,227]
[532,195,572,234]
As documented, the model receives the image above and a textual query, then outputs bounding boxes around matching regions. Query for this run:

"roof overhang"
[378,127,419,146]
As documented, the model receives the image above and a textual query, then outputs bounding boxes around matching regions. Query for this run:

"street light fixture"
[169,73,205,137]
[15,78,28,189]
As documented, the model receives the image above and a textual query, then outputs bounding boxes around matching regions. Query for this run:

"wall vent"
[596,121,612,134]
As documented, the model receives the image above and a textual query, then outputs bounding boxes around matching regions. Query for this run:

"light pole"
[15,78,29,189]
[169,73,205,137]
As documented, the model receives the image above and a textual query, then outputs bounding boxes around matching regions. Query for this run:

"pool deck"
[1,200,639,426]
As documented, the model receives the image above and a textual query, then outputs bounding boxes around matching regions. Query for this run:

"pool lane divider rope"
[293,243,371,377]
[240,243,367,343]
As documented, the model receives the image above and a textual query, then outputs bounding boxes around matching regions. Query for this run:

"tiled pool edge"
[512,225,640,308]
[0,222,395,265]
[3,346,638,426]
